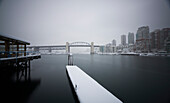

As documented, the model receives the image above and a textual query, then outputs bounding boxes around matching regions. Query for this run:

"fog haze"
[0,0,170,45]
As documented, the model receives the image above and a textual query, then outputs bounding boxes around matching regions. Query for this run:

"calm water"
[1,54,170,103]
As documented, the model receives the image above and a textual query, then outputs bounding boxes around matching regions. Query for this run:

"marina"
[0,0,170,103]
[0,33,170,103]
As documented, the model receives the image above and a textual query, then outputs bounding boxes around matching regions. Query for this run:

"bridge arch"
[66,42,94,54]
[69,42,90,46]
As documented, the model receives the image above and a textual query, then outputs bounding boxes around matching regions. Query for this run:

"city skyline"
[0,0,170,45]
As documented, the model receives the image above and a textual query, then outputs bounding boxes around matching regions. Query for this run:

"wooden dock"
[0,54,41,61]
[66,65,123,103]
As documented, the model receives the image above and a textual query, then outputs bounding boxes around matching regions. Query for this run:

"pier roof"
[0,33,30,45]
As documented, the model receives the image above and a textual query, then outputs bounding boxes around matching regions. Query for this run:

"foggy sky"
[0,0,170,45]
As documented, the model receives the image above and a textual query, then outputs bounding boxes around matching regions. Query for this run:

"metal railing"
[0,51,41,65]
[0,51,40,59]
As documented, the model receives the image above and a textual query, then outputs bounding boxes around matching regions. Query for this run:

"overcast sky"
[0,0,170,46]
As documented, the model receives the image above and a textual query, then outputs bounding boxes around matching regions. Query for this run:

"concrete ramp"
[66,65,123,103]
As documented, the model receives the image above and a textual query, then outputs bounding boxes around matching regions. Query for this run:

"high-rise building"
[121,35,126,46]
[150,28,170,52]
[161,28,170,52]
[136,26,149,40]
[154,29,161,50]
[165,36,170,53]
[112,39,116,46]
[128,32,134,44]
[150,31,156,50]
[136,26,150,52]
[150,29,161,51]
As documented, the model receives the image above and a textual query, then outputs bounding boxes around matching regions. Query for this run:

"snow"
[0,32,30,44]
[0,54,40,61]
[66,65,123,103]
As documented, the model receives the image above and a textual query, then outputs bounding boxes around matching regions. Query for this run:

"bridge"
[27,42,101,54]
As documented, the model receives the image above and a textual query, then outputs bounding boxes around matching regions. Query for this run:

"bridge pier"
[90,42,94,54]
[66,42,70,53]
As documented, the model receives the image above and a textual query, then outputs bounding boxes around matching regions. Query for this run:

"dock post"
[16,66,19,81]
[68,53,73,65]
[25,61,27,80]
[28,60,31,81]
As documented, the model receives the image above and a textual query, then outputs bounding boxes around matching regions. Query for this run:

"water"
[1,54,170,103]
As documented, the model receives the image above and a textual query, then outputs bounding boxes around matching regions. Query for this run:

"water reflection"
[0,61,41,103]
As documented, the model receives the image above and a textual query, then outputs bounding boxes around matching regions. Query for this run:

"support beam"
[5,41,9,57]
[24,44,26,56]
[25,61,27,80]
[28,60,31,81]
[17,44,19,57]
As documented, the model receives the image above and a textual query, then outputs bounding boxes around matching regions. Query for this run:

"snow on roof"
[0,32,30,45]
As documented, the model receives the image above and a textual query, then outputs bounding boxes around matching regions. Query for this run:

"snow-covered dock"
[66,65,123,103]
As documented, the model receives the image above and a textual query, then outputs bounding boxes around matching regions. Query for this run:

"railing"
[0,51,41,58]
[0,51,41,65]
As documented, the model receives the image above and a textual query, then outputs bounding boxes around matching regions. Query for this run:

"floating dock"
[66,65,123,103]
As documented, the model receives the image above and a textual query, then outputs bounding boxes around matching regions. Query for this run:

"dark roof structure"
[0,33,30,45]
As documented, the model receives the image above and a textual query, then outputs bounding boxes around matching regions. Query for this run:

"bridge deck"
[66,65,122,103]
[27,45,100,48]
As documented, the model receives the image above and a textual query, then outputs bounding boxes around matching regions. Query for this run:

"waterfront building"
[161,28,170,52]
[128,32,134,45]
[165,36,170,53]
[128,44,135,52]
[116,44,123,53]
[105,43,113,53]
[136,26,150,52]
[150,28,170,52]
[111,39,116,52]
[116,44,129,53]
[99,46,105,53]
[0,33,30,57]
[112,39,116,46]
[155,29,161,50]
[121,35,126,46]
[150,31,156,51]
[150,29,161,52]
